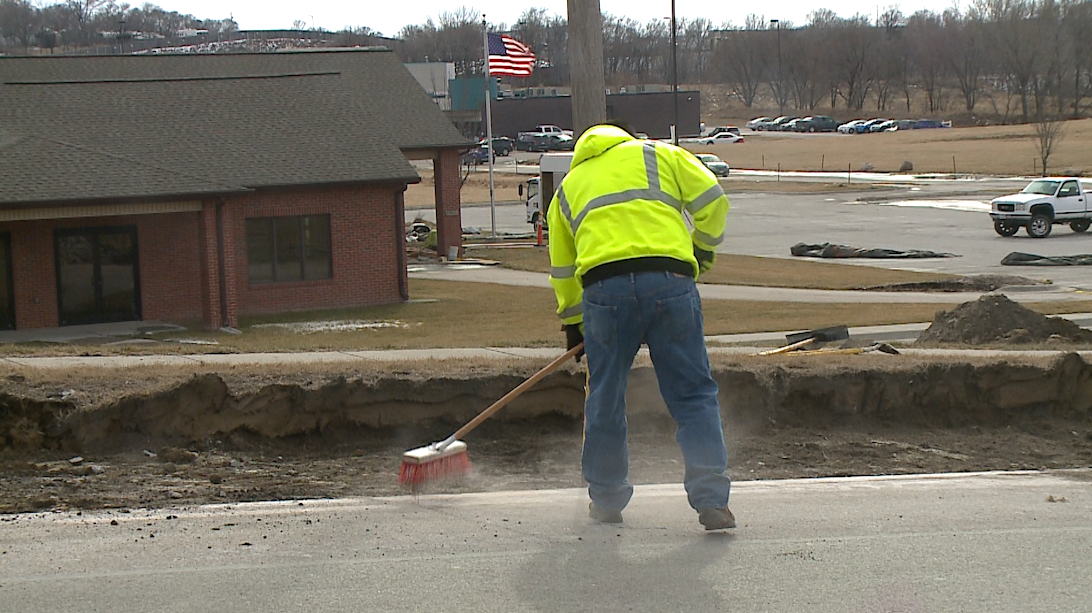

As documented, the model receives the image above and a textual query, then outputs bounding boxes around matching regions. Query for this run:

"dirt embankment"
[2,353,1091,514]
[4,355,1091,455]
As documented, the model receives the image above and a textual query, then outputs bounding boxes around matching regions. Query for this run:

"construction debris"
[791,242,958,259]
[1001,252,1092,266]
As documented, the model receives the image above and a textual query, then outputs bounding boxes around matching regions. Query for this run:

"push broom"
[398,343,584,488]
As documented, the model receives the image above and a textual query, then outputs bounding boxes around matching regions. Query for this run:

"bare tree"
[63,0,107,44]
[677,18,714,84]
[716,16,766,107]
[943,7,988,112]
[1061,0,1092,118]
[1033,115,1066,176]
[907,10,948,113]
[0,0,38,51]
[830,16,878,111]
[784,26,824,110]
[872,7,905,111]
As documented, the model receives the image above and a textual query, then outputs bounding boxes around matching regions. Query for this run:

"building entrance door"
[55,227,141,326]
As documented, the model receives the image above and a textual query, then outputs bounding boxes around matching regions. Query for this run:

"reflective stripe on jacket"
[547,125,729,325]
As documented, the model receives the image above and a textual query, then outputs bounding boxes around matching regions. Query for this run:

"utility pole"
[567,0,607,137]
[771,19,782,117]
[671,0,678,144]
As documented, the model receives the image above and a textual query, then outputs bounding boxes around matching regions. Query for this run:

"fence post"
[848,164,852,184]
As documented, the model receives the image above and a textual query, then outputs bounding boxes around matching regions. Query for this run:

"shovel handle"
[757,337,816,356]
[451,343,584,440]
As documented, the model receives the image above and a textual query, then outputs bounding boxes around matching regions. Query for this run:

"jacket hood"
[571,125,635,167]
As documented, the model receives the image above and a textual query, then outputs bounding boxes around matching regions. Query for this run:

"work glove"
[694,246,716,275]
[563,323,585,362]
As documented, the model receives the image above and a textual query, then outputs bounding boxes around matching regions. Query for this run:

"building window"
[246,215,331,284]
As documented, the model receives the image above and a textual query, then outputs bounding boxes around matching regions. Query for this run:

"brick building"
[0,49,469,331]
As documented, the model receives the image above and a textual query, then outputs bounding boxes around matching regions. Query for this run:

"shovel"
[757,325,850,356]
[788,342,900,357]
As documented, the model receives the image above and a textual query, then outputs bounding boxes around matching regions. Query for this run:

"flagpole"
[482,15,497,238]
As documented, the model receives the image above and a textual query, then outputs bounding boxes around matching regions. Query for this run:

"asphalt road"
[411,177,1092,290]
[3,471,1090,612]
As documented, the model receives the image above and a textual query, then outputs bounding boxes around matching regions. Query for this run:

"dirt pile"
[915,295,1092,345]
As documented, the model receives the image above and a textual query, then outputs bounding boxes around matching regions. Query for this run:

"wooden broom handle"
[451,343,584,440]
[757,337,816,356]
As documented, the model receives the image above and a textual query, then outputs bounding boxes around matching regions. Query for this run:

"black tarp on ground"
[1001,252,1092,266]
[791,243,958,259]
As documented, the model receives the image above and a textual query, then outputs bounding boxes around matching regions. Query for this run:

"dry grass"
[467,247,955,290]
[6,279,1088,356]
[691,118,1092,176]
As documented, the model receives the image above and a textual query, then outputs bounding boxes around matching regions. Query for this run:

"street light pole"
[671,0,678,144]
[770,19,782,116]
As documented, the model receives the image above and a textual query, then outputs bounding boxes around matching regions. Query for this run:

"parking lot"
[410,176,1092,291]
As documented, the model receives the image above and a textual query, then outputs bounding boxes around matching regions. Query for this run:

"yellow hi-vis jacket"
[547,125,730,326]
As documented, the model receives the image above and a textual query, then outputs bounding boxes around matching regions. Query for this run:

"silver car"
[695,153,730,177]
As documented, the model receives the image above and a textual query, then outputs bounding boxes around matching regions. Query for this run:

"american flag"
[487,33,535,77]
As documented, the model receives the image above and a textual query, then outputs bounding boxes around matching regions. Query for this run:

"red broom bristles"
[398,449,472,487]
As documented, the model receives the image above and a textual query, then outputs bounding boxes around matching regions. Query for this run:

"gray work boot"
[698,508,736,530]
[589,502,623,524]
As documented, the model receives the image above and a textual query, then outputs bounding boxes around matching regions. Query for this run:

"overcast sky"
[154,0,965,38]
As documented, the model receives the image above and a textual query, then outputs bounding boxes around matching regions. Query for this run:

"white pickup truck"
[990,177,1092,238]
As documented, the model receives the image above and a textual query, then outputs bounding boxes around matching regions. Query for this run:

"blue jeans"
[581,271,731,513]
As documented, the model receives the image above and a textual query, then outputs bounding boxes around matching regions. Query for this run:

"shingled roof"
[0,49,470,207]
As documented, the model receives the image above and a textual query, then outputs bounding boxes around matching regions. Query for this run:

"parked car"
[704,125,741,137]
[795,115,839,132]
[695,153,730,177]
[462,145,495,165]
[515,133,552,152]
[782,118,805,132]
[544,133,575,151]
[869,119,896,133]
[837,119,863,134]
[488,137,514,156]
[775,116,799,131]
[746,116,771,130]
[756,116,793,131]
[856,118,887,133]
[697,132,745,145]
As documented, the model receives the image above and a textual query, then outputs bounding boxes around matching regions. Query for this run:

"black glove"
[694,246,715,275]
[564,324,585,362]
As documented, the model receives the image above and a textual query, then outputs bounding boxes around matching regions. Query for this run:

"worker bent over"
[547,123,735,530]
